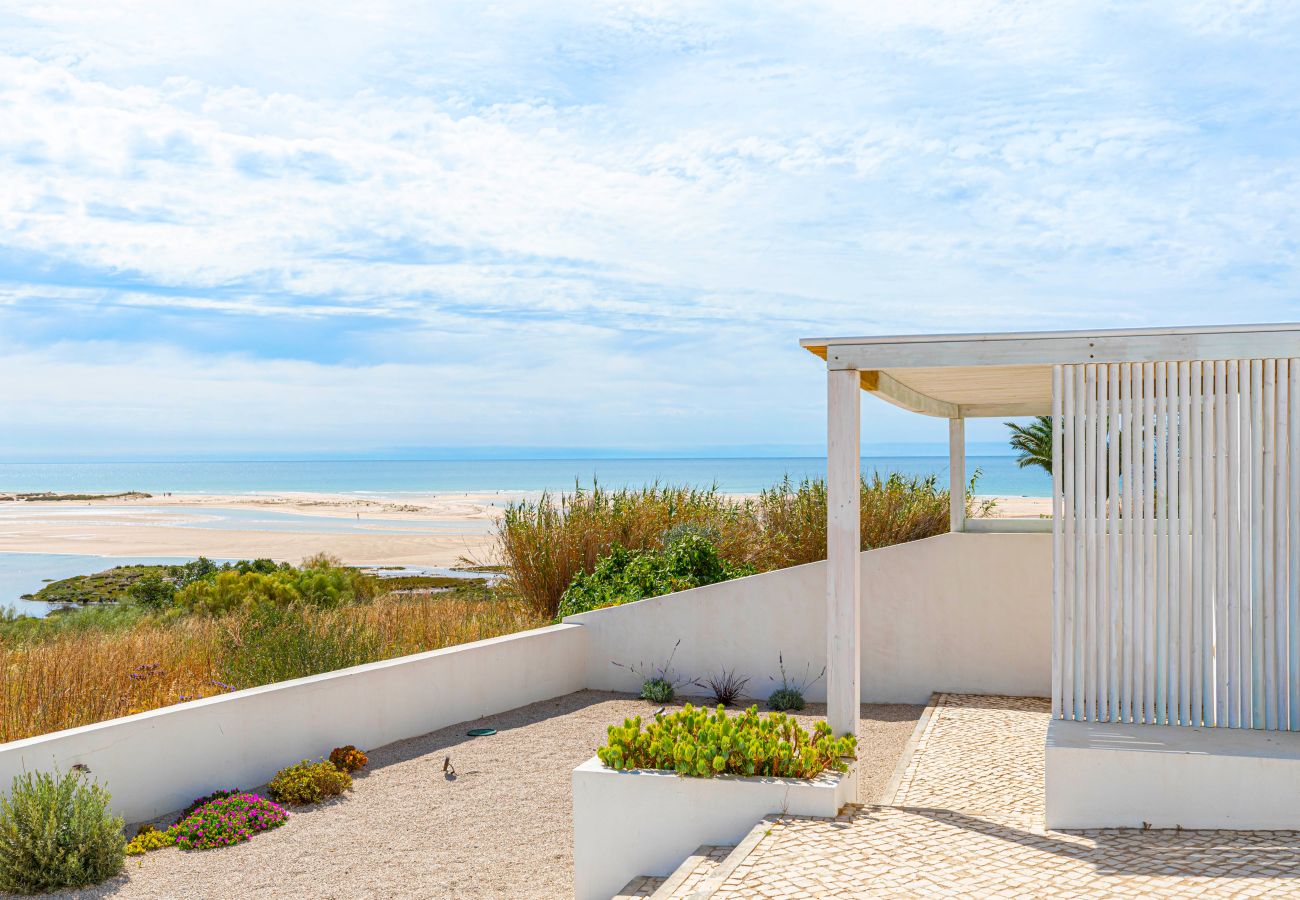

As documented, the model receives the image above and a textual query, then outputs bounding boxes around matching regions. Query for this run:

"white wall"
[0,624,587,824]
[1046,718,1300,829]
[566,532,1051,704]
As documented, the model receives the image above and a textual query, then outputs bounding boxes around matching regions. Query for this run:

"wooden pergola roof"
[801,323,1300,419]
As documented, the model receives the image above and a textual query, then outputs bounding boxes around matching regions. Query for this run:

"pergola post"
[949,417,965,533]
[827,368,861,766]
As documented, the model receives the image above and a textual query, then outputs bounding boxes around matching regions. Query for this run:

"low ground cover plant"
[0,769,125,894]
[125,824,175,856]
[613,639,694,704]
[268,760,352,805]
[170,793,288,850]
[766,653,825,712]
[329,745,369,773]
[598,704,856,779]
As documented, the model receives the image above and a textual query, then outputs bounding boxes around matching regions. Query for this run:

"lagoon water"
[0,456,1051,497]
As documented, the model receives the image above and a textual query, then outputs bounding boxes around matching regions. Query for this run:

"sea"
[0,457,1049,617]
[0,457,1049,497]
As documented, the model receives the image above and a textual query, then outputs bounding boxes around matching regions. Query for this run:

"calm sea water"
[0,457,1050,497]
[0,457,1049,617]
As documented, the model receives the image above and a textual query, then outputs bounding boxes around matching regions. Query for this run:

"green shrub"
[640,678,675,703]
[557,530,754,618]
[0,769,125,893]
[767,687,805,711]
[267,760,352,805]
[174,557,376,616]
[598,704,856,779]
[128,572,176,611]
[216,603,381,689]
[766,653,823,712]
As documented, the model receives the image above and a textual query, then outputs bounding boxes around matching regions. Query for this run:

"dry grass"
[0,591,546,744]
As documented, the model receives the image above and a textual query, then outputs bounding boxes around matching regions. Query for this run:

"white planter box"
[572,756,853,900]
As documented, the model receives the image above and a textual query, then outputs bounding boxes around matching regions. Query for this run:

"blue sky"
[2,2,1299,460]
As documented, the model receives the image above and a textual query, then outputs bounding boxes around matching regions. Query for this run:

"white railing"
[1053,359,1300,729]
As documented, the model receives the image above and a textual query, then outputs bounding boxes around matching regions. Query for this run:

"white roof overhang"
[801,323,1300,418]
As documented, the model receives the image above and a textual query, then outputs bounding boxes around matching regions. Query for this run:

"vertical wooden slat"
[1121,363,1136,722]
[1228,359,1244,728]
[1188,361,1204,725]
[1214,360,1229,726]
[1107,363,1121,721]
[1052,365,1064,719]
[1170,358,1190,723]
[1251,359,1265,728]
[1263,360,1278,729]
[1175,361,1190,724]
[1199,362,1216,725]
[1143,362,1157,724]
[1290,360,1300,731]
[1073,363,1087,721]
[1154,361,1168,724]
[1276,360,1290,731]
[1095,364,1109,721]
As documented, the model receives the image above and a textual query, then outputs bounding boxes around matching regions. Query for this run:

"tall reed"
[496,473,972,616]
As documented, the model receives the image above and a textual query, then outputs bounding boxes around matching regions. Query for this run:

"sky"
[1,1,1299,460]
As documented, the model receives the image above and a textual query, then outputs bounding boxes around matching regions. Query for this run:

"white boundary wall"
[567,532,1051,705]
[0,624,587,824]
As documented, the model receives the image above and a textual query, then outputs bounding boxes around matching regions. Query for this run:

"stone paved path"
[710,694,1300,898]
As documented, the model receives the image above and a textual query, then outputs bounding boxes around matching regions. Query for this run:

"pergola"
[803,324,1300,816]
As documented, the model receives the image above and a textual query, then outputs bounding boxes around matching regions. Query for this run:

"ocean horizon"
[0,456,1052,498]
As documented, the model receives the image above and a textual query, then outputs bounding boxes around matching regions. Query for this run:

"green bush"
[767,687,805,711]
[640,678,675,703]
[598,704,856,779]
[0,769,125,894]
[216,603,381,689]
[557,530,754,618]
[174,556,376,616]
[128,572,176,611]
[267,760,352,806]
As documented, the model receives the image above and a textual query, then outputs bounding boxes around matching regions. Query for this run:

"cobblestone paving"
[711,694,1300,899]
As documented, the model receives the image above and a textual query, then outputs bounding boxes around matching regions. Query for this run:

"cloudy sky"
[2,1,1299,460]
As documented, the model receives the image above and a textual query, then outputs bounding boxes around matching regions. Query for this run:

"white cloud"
[1,1,1299,455]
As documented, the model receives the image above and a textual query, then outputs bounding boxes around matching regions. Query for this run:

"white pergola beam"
[810,325,1300,371]
[861,370,959,419]
[826,369,861,791]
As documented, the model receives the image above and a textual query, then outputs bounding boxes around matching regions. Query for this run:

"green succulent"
[597,703,855,780]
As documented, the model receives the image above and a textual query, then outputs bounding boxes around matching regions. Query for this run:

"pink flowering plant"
[170,793,289,850]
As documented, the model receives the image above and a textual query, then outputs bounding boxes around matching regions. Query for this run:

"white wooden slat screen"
[1053,359,1300,729]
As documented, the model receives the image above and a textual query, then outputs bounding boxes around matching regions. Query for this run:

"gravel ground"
[33,691,921,900]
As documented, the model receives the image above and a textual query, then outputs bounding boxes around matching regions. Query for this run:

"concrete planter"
[572,756,853,900]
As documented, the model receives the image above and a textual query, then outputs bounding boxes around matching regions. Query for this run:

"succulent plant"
[597,703,855,780]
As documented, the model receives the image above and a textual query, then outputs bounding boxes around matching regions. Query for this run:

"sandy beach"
[0,490,1051,571]
[0,492,516,568]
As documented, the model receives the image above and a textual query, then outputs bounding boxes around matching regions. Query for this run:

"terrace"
[5,323,1300,898]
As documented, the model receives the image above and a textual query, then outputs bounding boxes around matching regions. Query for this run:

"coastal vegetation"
[0,558,542,743]
[498,473,979,618]
[2,472,976,743]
